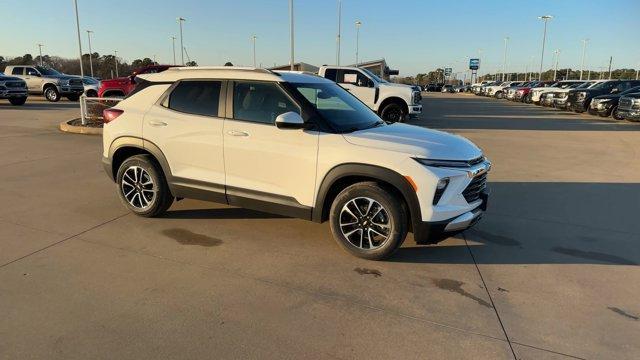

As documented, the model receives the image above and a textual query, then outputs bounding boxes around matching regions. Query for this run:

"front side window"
[338,70,371,87]
[167,80,221,117]
[233,81,299,124]
[292,81,383,133]
[26,68,39,76]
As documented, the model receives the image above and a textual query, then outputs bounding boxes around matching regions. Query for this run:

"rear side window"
[167,81,221,117]
[12,67,23,75]
[233,81,299,124]
[324,68,338,81]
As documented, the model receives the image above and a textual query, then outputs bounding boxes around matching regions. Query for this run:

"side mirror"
[275,111,304,129]
[611,88,619,93]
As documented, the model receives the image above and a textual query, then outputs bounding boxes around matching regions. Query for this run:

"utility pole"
[336,0,341,65]
[355,20,362,66]
[251,35,257,68]
[37,43,44,66]
[86,30,94,77]
[170,36,177,65]
[553,49,560,81]
[580,38,589,80]
[502,37,509,81]
[608,56,613,79]
[177,17,186,65]
[537,15,552,81]
[73,0,85,125]
[114,50,118,77]
[289,0,294,70]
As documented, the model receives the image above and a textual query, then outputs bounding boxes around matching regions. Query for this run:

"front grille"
[5,81,25,88]
[619,97,633,110]
[463,172,487,203]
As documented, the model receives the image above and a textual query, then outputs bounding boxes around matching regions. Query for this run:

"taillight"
[103,108,124,123]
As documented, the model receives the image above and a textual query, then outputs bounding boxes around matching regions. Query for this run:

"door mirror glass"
[275,111,304,129]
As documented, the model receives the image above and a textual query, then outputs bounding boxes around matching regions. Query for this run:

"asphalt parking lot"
[1,94,638,360]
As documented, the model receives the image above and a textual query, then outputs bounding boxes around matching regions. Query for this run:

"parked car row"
[471,78,640,122]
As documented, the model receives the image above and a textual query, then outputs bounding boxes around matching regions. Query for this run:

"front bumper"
[541,96,554,107]
[618,108,640,121]
[413,191,488,244]
[58,85,84,95]
[0,89,28,98]
[569,100,587,112]
[408,104,422,115]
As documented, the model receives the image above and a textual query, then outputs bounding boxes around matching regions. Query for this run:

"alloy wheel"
[339,197,391,250]
[120,166,156,209]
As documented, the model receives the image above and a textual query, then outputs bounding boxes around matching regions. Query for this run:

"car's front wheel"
[116,155,174,217]
[9,97,27,105]
[611,106,624,120]
[44,86,60,102]
[380,102,406,123]
[329,182,408,260]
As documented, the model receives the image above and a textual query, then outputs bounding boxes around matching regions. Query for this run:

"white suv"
[102,67,490,260]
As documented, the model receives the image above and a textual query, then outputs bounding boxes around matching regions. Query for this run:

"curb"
[59,118,103,135]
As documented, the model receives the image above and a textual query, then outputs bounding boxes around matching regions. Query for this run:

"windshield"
[622,86,640,95]
[291,82,384,133]
[83,77,99,84]
[359,68,387,83]
[35,66,61,76]
[589,82,612,90]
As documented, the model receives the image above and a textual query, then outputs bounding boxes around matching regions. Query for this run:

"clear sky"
[1,0,638,76]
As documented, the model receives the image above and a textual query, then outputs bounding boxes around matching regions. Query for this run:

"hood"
[45,74,82,81]
[593,93,621,100]
[623,93,640,99]
[0,74,24,82]
[342,123,482,160]
[383,82,415,90]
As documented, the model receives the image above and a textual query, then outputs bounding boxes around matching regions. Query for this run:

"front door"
[223,81,318,217]
[143,80,226,199]
[24,67,42,92]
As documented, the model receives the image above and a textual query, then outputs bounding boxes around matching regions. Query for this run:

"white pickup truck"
[318,66,422,122]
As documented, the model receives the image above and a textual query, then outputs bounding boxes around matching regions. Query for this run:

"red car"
[98,65,176,97]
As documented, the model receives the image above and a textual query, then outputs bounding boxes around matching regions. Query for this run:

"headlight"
[633,99,640,109]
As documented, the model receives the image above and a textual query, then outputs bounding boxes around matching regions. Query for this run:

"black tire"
[66,94,80,101]
[380,102,406,123]
[611,106,624,121]
[9,97,27,106]
[86,90,97,97]
[43,86,60,102]
[329,182,408,260]
[116,154,173,217]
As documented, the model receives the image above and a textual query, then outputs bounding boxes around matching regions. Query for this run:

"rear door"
[143,80,226,200]
[222,80,318,217]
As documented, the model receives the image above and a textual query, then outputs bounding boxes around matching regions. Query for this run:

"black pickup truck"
[567,80,640,113]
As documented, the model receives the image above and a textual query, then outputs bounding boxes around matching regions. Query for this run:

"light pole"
[289,0,294,70]
[73,0,85,125]
[579,38,589,80]
[355,20,362,65]
[476,48,483,83]
[336,0,341,65]
[177,17,186,65]
[153,54,157,64]
[37,43,44,66]
[114,50,119,77]
[170,36,177,65]
[251,35,257,68]
[553,49,560,80]
[537,15,552,81]
[86,30,94,77]
[636,62,639,80]
[502,37,509,81]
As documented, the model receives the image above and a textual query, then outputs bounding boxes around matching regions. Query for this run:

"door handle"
[227,130,249,137]
[148,120,167,127]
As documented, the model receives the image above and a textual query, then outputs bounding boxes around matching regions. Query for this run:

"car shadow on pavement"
[161,207,285,220]
[392,182,640,265]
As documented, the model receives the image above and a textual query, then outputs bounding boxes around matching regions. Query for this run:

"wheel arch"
[102,89,126,97]
[312,163,421,230]
[108,137,173,189]
[377,96,408,115]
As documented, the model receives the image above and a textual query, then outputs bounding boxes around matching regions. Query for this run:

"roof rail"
[168,66,277,75]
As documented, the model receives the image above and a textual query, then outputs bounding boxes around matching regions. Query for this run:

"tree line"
[0,53,197,79]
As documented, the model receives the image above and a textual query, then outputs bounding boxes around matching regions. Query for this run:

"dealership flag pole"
[178,17,186,66]
[336,0,341,66]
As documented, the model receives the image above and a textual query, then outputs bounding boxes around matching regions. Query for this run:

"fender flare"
[108,136,173,184]
[312,163,422,229]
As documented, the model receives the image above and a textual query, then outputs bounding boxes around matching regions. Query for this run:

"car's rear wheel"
[329,182,407,260]
[116,155,173,217]
[9,97,27,105]
[380,102,406,123]
[44,86,60,102]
